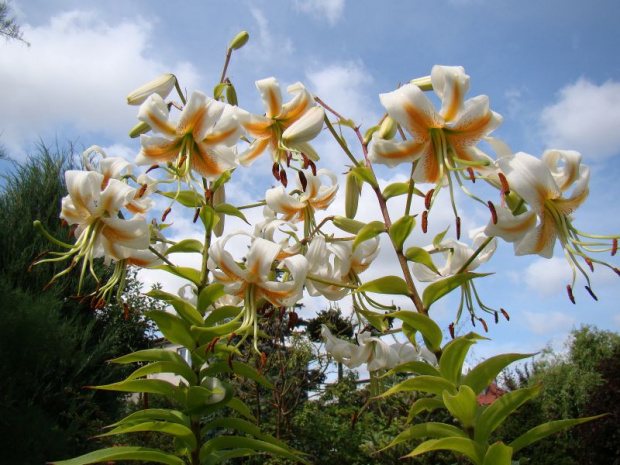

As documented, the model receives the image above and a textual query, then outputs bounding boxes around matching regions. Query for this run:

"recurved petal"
[99,178,136,216]
[208,233,251,284]
[256,77,283,119]
[498,152,561,211]
[65,170,102,215]
[369,135,428,168]
[138,94,176,136]
[513,213,557,258]
[280,82,315,124]
[447,96,502,148]
[265,186,306,221]
[193,97,229,141]
[98,157,133,181]
[136,134,182,166]
[202,113,243,147]
[100,215,150,251]
[282,106,324,144]
[554,164,590,216]
[484,204,537,244]
[379,84,443,138]
[238,138,272,167]
[235,110,274,139]
[246,237,281,282]
[193,142,237,180]
[176,91,210,137]
[431,65,470,122]
[541,149,583,192]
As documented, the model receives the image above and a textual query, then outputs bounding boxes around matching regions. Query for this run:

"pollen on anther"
[488,201,497,224]
[456,217,461,240]
[424,189,434,210]
[146,164,160,174]
[479,318,488,332]
[467,167,476,183]
[280,170,288,187]
[566,284,576,304]
[498,172,510,195]
[137,183,148,198]
[612,238,618,256]
[272,162,281,181]
[193,207,201,223]
[500,308,510,321]
[308,160,317,176]
[584,257,594,272]
[162,207,172,222]
[422,210,428,233]
[585,286,598,301]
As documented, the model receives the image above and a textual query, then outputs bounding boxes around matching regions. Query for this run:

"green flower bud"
[212,185,226,237]
[410,75,433,91]
[129,121,151,138]
[345,171,362,219]
[378,116,398,140]
[226,83,238,106]
[126,73,176,105]
[228,31,249,51]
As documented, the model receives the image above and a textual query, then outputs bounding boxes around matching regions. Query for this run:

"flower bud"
[228,31,249,51]
[410,75,433,91]
[345,171,361,219]
[378,116,397,140]
[226,83,238,106]
[212,185,226,237]
[126,73,177,105]
[129,121,151,138]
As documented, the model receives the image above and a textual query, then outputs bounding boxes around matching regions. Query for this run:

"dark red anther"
[280,169,288,187]
[500,308,510,321]
[567,284,576,304]
[456,216,461,240]
[177,154,187,168]
[449,323,455,339]
[61,219,68,228]
[227,354,234,371]
[498,172,510,195]
[301,153,309,169]
[123,303,130,321]
[162,207,171,222]
[272,162,281,181]
[227,332,236,346]
[96,298,106,309]
[422,210,428,233]
[298,171,308,192]
[350,410,359,429]
[612,238,618,256]
[424,189,434,210]
[146,164,160,174]
[68,225,77,238]
[479,318,488,333]
[467,167,476,183]
[288,311,299,330]
[278,306,286,320]
[470,316,476,327]
[494,312,499,324]
[193,207,201,223]
[584,257,594,272]
[263,307,275,319]
[585,286,598,301]
[308,159,317,176]
[286,152,292,167]
[488,201,497,224]
[137,183,148,198]
[613,267,620,277]
[206,337,220,354]
[260,352,267,370]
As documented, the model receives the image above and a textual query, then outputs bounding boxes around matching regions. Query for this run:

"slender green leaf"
[423,273,491,310]
[382,182,409,200]
[210,170,232,191]
[197,283,226,316]
[482,442,513,465]
[439,333,485,385]
[201,360,274,388]
[389,215,416,251]
[191,319,241,345]
[215,203,249,224]
[203,304,241,326]
[383,422,467,451]
[147,310,197,349]
[201,418,293,451]
[433,226,450,248]
[356,276,411,296]
[408,397,445,423]
[108,408,189,428]
[404,437,485,464]
[462,353,536,395]
[227,397,257,422]
[352,220,386,251]
[165,238,204,255]
[146,289,204,326]
[443,385,478,428]
[126,361,197,385]
[389,310,442,352]
[109,348,186,366]
[199,437,309,465]
[48,446,186,465]
[97,421,196,450]
[378,375,456,397]
[200,204,219,232]
[161,190,203,208]
[405,246,440,275]
[93,379,180,400]
[203,449,256,465]
[509,414,607,453]
[154,264,202,286]
[475,384,542,443]
[381,360,441,378]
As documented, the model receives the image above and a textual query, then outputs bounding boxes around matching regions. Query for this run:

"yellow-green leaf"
[405,246,440,275]
[443,385,478,429]
[389,310,442,352]
[165,238,203,255]
[352,220,386,251]
[389,215,415,251]
[356,276,411,296]
[422,272,491,310]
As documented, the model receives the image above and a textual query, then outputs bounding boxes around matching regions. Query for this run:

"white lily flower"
[265,169,338,223]
[369,65,501,184]
[126,73,176,105]
[136,91,241,180]
[253,206,301,259]
[306,236,351,301]
[236,78,324,166]
[321,324,359,368]
[351,331,400,372]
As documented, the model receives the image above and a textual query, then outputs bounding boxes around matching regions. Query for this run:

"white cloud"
[540,78,620,160]
[0,10,199,158]
[246,6,294,66]
[523,310,576,335]
[293,0,346,25]
[522,257,572,296]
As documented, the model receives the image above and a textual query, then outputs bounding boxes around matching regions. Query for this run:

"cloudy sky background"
[2,0,620,366]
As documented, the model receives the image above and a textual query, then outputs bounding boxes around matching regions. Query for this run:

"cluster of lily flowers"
[34,64,618,372]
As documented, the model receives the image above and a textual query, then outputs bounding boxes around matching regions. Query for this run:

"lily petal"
[431,65,470,123]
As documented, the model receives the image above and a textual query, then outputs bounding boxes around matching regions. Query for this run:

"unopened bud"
[127,73,176,105]
[226,83,238,106]
[410,75,433,91]
[378,116,398,140]
[213,185,226,237]
[228,31,249,51]
[345,171,361,219]
[129,121,151,138]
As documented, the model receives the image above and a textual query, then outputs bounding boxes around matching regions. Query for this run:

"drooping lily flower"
[485,150,618,297]
[207,232,308,351]
[369,66,502,186]
[236,78,324,166]
[253,206,302,260]
[136,91,241,181]
[265,169,338,231]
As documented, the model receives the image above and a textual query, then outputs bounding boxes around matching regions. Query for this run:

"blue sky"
[2,0,619,365]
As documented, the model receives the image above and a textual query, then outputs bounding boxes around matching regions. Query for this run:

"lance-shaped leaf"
[210,170,232,191]
[197,283,226,315]
[201,418,293,452]
[147,310,197,349]
[405,246,440,275]
[356,276,411,296]
[125,361,197,386]
[96,421,196,450]
[185,383,226,413]
[482,442,513,465]
[389,215,416,251]
[92,379,182,402]
[433,226,450,248]
[109,348,187,366]
[203,304,241,326]
[439,332,486,385]
[333,216,366,234]
[200,204,219,232]
[203,448,256,465]
[443,385,478,429]
[165,238,204,255]
[389,310,442,352]
[383,422,467,451]
[383,181,408,200]
[108,408,190,428]
[162,190,204,208]
[353,220,386,251]
[423,272,491,310]
[462,352,536,395]
[146,289,204,326]
[215,203,249,224]
[474,384,542,443]
[381,360,441,378]
[201,360,274,388]
[199,437,309,465]
[154,264,202,286]
[378,375,456,398]
[509,414,607,454]
[350,165,378,188]
[191,319,242,345]
[48,446,186,465]
[403,437,485,464]
[408,397,445,423]
[357,307,391,332]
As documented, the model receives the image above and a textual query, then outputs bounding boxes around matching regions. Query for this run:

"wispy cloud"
[293,0,346,25]
[524,310,576,335]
